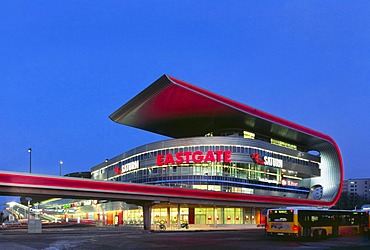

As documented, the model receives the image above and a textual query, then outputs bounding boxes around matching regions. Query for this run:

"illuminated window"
[243,131,255,139]
[271,139,297,150]
[311,216,319,222]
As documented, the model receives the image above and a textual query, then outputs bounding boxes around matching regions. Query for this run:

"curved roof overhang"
[109,74,343,206]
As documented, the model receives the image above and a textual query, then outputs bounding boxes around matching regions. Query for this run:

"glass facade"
[92,139,320,200]
[36,199,264,227]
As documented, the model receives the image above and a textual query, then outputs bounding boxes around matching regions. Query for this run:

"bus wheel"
[321,229,327,238]
[313,229,320,239]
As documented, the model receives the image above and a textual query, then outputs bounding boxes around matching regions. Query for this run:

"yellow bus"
[266,207,368,238]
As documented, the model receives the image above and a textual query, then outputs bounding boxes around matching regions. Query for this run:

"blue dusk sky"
[1,1,369,202]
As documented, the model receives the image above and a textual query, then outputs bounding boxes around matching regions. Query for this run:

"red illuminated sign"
[251,153,265,165]
[250,153,283,168]
[281,179,298,187]
[114,167,121,175]
[157,150,231,166]
[113,161,139,175]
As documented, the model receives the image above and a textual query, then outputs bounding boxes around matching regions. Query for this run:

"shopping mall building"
[28,75,342,228]
[65,74,341,228]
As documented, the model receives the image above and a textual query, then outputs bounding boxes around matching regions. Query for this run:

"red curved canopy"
[110,75,330,148]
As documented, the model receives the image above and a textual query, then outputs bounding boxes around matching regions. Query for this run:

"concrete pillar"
[143,205,152,230]
[167,207,171,228]
[213,206,217,228]
[177,204,181,229]
[242,207,246,224]
[221,207,225,224]
[252,207,256,225]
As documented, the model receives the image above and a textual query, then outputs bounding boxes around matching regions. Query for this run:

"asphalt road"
[1,227,370,250]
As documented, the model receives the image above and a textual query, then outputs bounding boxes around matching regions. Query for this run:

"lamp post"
[28,148,32,173]
[59,160,63,176]
[25,197,32,221]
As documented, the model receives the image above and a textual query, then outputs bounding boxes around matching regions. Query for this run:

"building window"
[270,138,297,150]
[243,131,255,139]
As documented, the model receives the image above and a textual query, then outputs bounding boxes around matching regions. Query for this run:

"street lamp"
[28,148,32,173]
[25,197,32,221]
[59,160,63,176]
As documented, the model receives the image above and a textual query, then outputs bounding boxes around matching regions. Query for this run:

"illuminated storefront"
[89,75,343,227]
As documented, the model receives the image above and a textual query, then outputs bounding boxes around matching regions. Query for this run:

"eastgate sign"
[157,150,231,166]
[250,153,283,168]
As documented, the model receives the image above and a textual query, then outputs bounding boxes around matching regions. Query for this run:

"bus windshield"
[268,210,294,222]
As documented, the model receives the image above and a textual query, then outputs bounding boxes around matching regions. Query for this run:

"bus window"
[311,216,319,222]
[268,210,293,222]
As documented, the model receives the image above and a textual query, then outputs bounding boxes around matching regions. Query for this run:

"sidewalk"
[0,223,263,235]
[151,223,262,232]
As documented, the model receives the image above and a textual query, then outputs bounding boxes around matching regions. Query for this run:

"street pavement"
[1,226,370,249]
